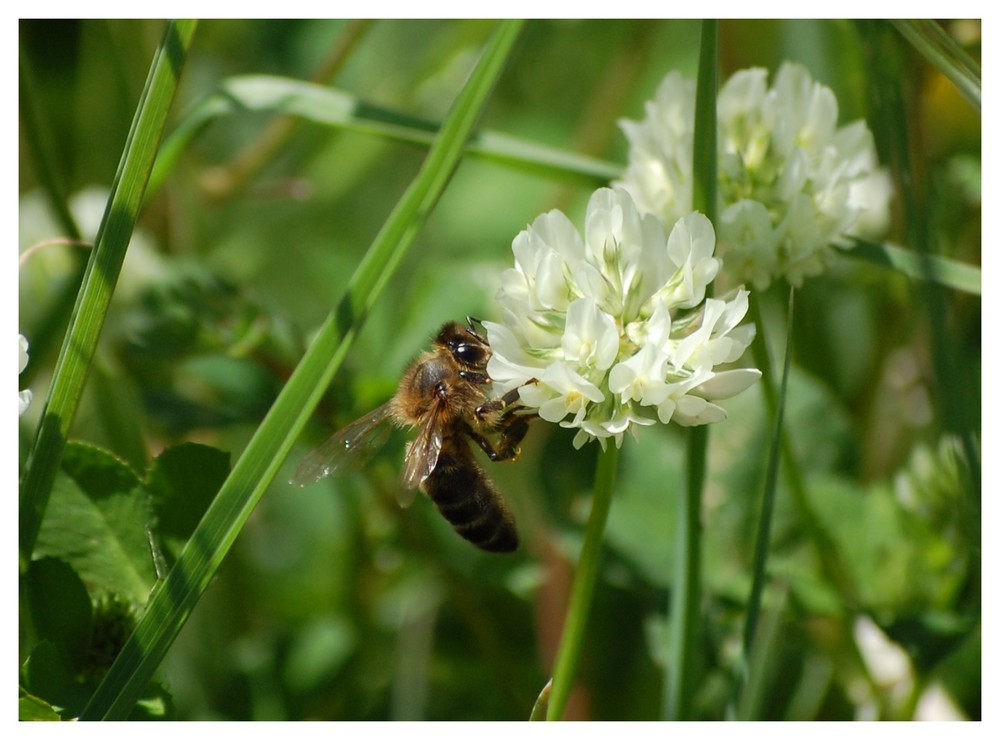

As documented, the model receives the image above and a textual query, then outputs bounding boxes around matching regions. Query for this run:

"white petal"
[562,297,619,371]
[609,343,669,406]
[19,334,29,374]
[673,396,728,426]
[668,212,716,267]
[718,67,769,121]
[695,368,762,399]
[483,321,548,393]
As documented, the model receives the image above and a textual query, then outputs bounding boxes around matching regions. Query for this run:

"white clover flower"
[616,61,893,290]
[486,187,760,449]
[19,334,32,416]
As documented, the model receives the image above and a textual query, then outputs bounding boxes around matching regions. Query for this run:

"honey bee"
[291,318,534,553]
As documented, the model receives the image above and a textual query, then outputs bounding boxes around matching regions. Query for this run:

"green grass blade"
[529,679,552,720]
[735,288,794,719]
[19,20,199,570]
[666,18,717,722]
[149,74,620,197]
[891,20,981,111]
[79,19,524,721]
[843,238,981,295]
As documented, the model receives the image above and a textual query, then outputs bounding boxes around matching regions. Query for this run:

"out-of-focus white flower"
[486,187,760,449]
[616,62,893,290]
[19,334,32,416]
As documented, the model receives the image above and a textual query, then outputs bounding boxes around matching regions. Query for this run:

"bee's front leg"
[458,370,492,387]
[474,379,538,420]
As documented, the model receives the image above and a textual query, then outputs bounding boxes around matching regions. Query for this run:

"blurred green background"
[19,19,980,720]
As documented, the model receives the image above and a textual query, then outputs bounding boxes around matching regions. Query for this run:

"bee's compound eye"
[453,342,487,365]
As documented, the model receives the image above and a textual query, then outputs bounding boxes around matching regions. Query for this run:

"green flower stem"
[667,425,708,720]
[735,288,794,719]
[690,19,718,230]
[665,18,717,722]
[546,443,620,720]
[748,298,856,602]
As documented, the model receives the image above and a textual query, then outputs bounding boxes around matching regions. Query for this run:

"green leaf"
[20,641,83,718]
[19,688,64,721]
[805,474,967,614]
[23,559,93,672]
[147,442,230,555]
[880,612,977,674]
[19,19,199,567]
[35,443,156,603]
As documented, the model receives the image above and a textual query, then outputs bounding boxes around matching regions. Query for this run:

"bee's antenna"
[467,316,487,339]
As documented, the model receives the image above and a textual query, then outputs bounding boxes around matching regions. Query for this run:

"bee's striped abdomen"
[422,440,518,553]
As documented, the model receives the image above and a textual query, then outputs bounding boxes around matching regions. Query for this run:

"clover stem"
[546,442,620,720]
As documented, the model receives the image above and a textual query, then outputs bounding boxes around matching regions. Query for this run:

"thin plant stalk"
[747,298,856,602]
[546,443,620,720]
[667,424,707,720]
[665,18,717,721]
[735,288,794,719]
[746,298,883,713]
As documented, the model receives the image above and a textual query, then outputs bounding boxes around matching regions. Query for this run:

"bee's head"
[435,321,490,368]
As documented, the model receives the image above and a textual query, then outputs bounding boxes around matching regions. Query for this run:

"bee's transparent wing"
[290,403,395,486]
[397,404,445,507]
